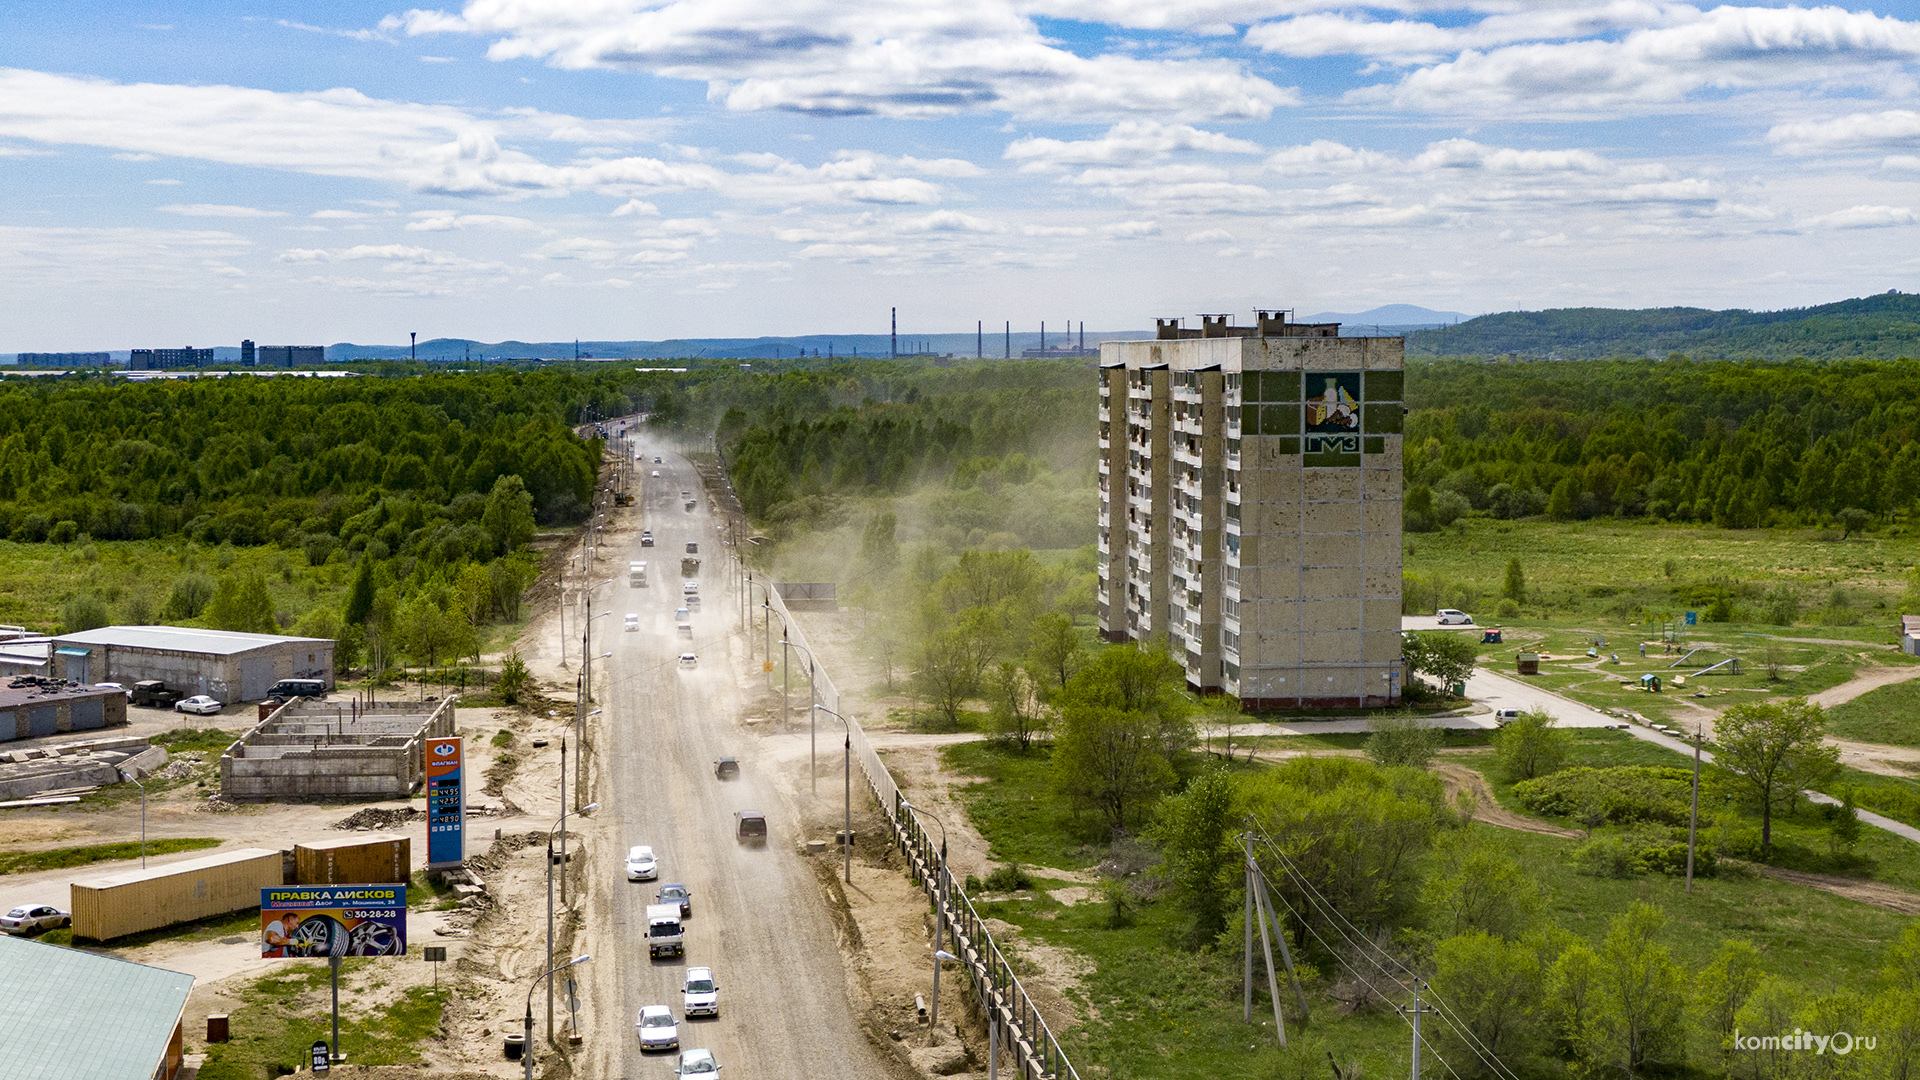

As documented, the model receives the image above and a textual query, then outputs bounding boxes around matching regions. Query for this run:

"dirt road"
[575,437,901,1080]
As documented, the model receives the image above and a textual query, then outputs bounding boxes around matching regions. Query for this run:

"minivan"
[734,809,767,845]
[269,679,327,699]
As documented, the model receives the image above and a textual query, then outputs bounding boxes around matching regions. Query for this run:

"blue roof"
[0,935,193,1080]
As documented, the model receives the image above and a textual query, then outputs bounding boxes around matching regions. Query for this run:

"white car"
[676,1048,720,1077]
[1435,609,1475,626]
[0,904,70,935]
[175,695,223,715]
[637,1005,679,1053]
[625,613,639,632]
[678,653,698,669]
[652,470,661,477]
[626,845,658,882]
[683,967,719,1018]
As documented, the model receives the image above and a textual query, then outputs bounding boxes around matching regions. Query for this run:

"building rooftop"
[0,675,122,710]
[52,625,330,656]
[0,935,193,1080]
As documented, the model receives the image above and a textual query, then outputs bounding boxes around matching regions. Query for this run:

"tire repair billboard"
[425,735,464,867]
[260,884,407,957]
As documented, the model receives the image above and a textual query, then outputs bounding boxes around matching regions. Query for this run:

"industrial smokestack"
[890,307,896,359]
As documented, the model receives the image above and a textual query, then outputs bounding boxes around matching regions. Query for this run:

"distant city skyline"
[7,2,1920,349]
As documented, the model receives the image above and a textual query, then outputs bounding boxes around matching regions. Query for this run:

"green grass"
[0,837,222,876]
[154,727,240,754]
[1826,678,1920,747]
[1236,729,1497,753]
[490,728,514,748]
[409,870,462,912]
[197,962,448,1080]
[938,741,1102,870]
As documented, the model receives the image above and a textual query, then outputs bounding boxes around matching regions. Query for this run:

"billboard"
[425,735,464,867]
[260,884,407,957]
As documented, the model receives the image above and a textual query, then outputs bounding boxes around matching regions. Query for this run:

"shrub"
[982,862,1034,892]
[1513,766,1706,827]
[1366,715,1441,769]
[1574,824,1714,878]
[497,650,531,704]
[1495,597,1521,618]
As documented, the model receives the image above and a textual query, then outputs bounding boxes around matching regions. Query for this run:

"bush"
[1495,597,1521,618]
[982,862,1034,892]
[497,650,531,704]
[1366,715,1441,769]
[59,594,110,634]
[163,574,216,620]
[1513,766,1705,827]
[1574,825,1713,878]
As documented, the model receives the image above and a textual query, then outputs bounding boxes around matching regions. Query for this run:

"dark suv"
[129,680,181,708]
[268,679,327,699]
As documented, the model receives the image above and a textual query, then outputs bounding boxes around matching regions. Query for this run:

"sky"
[9,1,1920,349]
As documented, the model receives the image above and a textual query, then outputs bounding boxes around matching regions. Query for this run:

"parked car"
[637,1005,679,1053]
[626,845,658,882]
[93,682,125,692]
[652,470,661,477]
[678,652,698,668]
[641,530,654,547]
[129,680,182,708]
[657,882,692,919]
[0,904,70,935]
[714,757,739,780]
[175,695,223,715]
[1436,609,1475,625]
[625,613,639,632]
[1493,708,1521,725]
[683,967,719,1018]
[675,1048,720,1077]
[269,679,326,699]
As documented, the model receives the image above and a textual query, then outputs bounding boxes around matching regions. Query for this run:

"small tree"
[1423,830,1541,939]
[343,554,377,626]
[1052,644,1193,832]
[1715,698,1842,850]
[1829,788,1863,858]
[496,650,531,704]
[1503,558,1527,604]
[1025,612,1086,697]
[59,594,110,634]
[985,662,1048,750]
[1836,506,1871,540]
[913,607,1002,730]
[1577,902,1687,1077]
[206,572,275,634]
[1407,630,1477,690]
[480,474,536,553]
[1366,715,1441,770]
[1152,765,1239,947]
[1694,939,1764,1058]
[1431,931,1546,1077]
[1494,709,1569,782]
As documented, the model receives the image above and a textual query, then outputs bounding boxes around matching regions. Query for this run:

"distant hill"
[1304,304,1468,331]
[320,329,1146,362]
[1408,291,1920,359]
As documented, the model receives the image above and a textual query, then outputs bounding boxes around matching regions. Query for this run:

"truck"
[629,561,648,588]
[647,903,684,958]
[129,680,182,708]
[681,556,700,577]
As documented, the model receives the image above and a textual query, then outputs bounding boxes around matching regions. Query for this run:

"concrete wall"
[66,642,334,704]
[0,691,128,743]
[219,697,454,801]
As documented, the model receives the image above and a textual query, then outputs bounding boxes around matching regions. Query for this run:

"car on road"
[0,904,70,935]
[734,809,767,846]
[657,882,692,918]
[625,845,658,882]
[625,613,639,632]
[678,652,698,668]
[683,967,719,1018]
[641,530,653,547]
[652,470,661,477]
[654,456,662,463]
[1436,609,1475,625]
[175,695,223,715]
[636,1005,679,1052]
[1493,708,1521,725]
[685,541,698,554]
[714,757,739,780]
[675,1048,720,1076]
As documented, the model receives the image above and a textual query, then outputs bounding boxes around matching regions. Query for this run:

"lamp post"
[546,803,597,1041]
[782,639,818,790]
[116,767,146,867]
[525,954,590,1080]
[902,799,949,1038]
[813,704,853,883]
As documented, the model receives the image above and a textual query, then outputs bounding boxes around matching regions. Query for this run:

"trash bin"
[206,1014,229,1043]
[504,1033,525,1060]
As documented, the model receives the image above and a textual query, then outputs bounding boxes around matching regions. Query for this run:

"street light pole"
[525,954,591,1080]
[545,803,597,1042]
[902,800,949,1039]
[814,704,853,883]
[783,639,818,791]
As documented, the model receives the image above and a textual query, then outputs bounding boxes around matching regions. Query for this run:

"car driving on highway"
[657,882,692,918]
[636,1005,679,1052]
[625,845,658,882]
[676,1048,720,1076]
[683,967,719,1018]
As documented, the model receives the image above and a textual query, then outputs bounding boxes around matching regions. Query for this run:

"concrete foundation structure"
[219,697,455,801]
[1097,311,1406,709]
[50,626,333,704]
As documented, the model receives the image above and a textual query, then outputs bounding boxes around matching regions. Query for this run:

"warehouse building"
[1,676,129,742]
[1097,310,1405,709]
[49,626,334,704]
[0,934,195,1080]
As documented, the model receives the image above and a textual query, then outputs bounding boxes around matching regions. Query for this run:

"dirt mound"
[330,807,425,831]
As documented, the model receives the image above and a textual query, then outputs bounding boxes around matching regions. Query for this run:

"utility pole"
[1408,981,1435,1080]
[1243,834,1254,1022]
[1686,726,1701,892]
[1004,321,1010,359]
[977,320,982,359]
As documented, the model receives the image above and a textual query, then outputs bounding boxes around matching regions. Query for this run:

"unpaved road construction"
[575,438,901,1080]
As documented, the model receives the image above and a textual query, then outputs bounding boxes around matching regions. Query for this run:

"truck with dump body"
[630,561,647,587]
[681,556,699,577]
[647,902,684,958]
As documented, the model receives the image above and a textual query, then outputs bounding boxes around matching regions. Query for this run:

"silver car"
[625,845,658,882]
[0,904,70,935]
[636,1005,679,1052]
[676,1048,720,1076]
[175,695,223,715]
[683,967,719,1018]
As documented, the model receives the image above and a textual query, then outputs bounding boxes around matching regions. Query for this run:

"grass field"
[943,729,1920,1080]
[196,962,448,1080]
[0,837,222,876]
[1827,679,1920,747]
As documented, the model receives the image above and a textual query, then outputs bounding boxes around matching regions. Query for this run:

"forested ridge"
[1409,291,1920,360]
[1404,356,1920,530]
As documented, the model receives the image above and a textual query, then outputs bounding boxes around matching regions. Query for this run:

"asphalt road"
[580,436,898,1080]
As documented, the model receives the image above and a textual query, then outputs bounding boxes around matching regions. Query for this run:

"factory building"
[1097,311,1405,709]
[49,626,333,704]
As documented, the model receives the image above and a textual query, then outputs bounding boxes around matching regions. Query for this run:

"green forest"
[1408,291,1920,360]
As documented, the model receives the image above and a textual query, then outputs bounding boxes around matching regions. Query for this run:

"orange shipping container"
[294,833,411,885]
[71,848,282,942]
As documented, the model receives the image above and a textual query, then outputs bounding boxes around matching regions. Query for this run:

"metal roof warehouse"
[0,934,195,1080]
[49,625,334,704]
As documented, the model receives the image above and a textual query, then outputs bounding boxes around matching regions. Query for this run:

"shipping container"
[71,848,282,941]
[294,833,411,885]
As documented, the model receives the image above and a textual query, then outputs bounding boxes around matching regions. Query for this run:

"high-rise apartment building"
[129,347,212,370]
[1097,311,1405,709]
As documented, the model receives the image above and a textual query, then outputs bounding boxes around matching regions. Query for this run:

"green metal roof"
[0,935,193,1080]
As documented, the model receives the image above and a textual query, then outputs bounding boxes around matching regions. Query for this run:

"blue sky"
[8,0,1920,348]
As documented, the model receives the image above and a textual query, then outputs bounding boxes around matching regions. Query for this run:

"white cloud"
[278,19,391,43]
[158,203,288,218]
[0,225,249,288]
[1801,204,1917,229]
[612,199,660,216]
[112,151,157,161]
[383,0,1294,121]
[1005,120,1261,172]
[421,55,457,63]
[146,178,182,185]
[311,209,372,219]
[405,210,541,230]
[1768,109,1920,155]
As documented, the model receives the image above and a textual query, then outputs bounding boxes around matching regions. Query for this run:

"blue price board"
[425,736,465,868]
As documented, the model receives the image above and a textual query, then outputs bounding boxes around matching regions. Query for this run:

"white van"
[675,608,692,635]
[629,561,648,587]
[647,903,684,958]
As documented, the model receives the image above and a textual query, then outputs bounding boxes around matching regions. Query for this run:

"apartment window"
[1224,564,1239,586]
[1225,533,1240,558]
[1225,597,1239,619]
[1225,502,1240,523]
[1226,373,1241,392]
[1224,629,1240,654]
[1225,661,1241,681]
